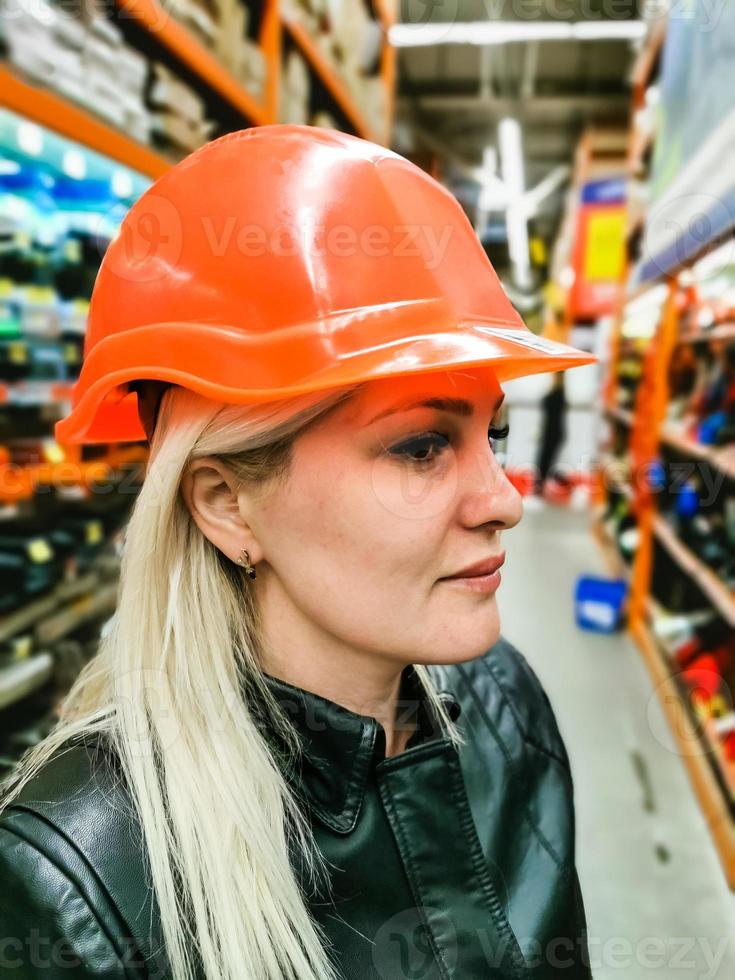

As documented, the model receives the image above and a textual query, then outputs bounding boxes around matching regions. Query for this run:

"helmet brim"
[55,318,597,444]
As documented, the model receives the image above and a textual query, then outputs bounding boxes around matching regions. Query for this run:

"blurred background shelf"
[0,64,172,177]
[113,0,272,125]
[0,652,54,711]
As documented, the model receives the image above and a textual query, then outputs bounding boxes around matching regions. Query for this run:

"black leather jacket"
[0,636,592,978]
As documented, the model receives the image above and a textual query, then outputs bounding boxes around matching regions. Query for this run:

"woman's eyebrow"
[363,392,505,426]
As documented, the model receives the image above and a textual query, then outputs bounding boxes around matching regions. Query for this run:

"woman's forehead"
[327,368,503,431]
[353,367,502,412]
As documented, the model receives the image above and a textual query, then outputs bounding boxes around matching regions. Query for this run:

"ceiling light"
[388,20,647,47]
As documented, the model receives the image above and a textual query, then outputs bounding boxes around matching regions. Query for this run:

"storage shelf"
[0,570,119,645]
[606,11,735,891]
[678,322,735,345]
[591,514,632,582]
[0,652,54,711]
[631,17,667,106]
[0,63,173,178]
[630,615,735,887]
[113,0,270,125]
[651,514,735,627]
[604,405,634,427]
[0,64,172,179]
[596,451,633,499]
[281,12,377,141]
[659,425,735,482]
[0,381,75,408]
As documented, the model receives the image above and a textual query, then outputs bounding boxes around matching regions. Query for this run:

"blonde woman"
[0,126,596,980]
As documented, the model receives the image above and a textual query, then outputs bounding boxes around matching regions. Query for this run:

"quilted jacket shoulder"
[449,635,572,767]
[0,738,167,979]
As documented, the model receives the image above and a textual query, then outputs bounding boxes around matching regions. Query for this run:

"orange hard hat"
[55,124,596,444]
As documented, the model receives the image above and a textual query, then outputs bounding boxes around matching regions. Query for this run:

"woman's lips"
[439,554,504,594]
[440,570,502,594]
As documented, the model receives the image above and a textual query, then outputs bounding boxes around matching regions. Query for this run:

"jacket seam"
[2,809,145,979]
[445,753,529,980]
[378,783,453,980]
[480,650,570,771]
[457,660,567,871]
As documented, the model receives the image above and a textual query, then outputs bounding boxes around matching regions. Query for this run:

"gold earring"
[236,548,257,580]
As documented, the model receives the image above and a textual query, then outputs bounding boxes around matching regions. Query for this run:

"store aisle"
[497,503,735,980]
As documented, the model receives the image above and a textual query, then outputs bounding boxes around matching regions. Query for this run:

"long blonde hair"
[1,382,464,980]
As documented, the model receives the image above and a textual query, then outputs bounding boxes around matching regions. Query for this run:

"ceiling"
[392,0,641,267]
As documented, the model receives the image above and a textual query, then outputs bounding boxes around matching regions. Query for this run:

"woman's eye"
[387,432,450,465]
[488,423,510,443]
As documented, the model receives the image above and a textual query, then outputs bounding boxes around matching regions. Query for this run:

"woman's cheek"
[367,456,458,524]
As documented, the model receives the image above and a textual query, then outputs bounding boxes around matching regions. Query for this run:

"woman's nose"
[457,446,524,531]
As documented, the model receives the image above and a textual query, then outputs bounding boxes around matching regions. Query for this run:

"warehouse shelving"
[0,653,54,712]
[651,514,735,629]
[659,426,735,484]
[629,617,735,872]
[595,14,735,887]
[0,0,396,179]
[281,12,373,139]
[0,0,397,763]
[0,64,172,179]
[113,0,274,125]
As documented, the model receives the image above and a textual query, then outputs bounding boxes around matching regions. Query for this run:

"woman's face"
[248,366,523,669]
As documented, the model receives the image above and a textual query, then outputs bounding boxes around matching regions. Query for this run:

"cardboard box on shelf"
[165,0,219,49]
[116,47,149,95]
[310,110,338,130]
[82,34,121,76]
[213,0,248,73]
[282,0,320,34]
[233,38,268,101]
[282,48,310,97]
[151,110,215,152]
[279,95,310,125]
[149,62,207,127]
[279,50,310,124]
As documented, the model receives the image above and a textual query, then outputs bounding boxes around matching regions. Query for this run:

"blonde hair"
[1,382,464,980]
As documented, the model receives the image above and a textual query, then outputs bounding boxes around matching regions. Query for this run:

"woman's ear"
[180,457,262,564]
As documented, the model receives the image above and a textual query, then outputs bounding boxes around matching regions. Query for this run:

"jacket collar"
[255,663,462,834]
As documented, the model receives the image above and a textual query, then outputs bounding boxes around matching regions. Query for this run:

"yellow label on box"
[14,635,33,660]
[86,520,103,545]
[27,537,53,562]
[8,342,28,363]
[583,211,626,281]
[22,286,56,304]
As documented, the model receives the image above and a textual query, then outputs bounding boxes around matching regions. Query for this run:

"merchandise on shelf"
[148,61,217,153]
[279,47,310,125]
[0,0,151,143]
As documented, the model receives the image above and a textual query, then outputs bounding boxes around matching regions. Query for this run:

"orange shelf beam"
[651,514,735,627]
[630,616,735,888]
[374,0,397,28]
[0,65,172,178]
[659,426,735,482]
[114,0,271,126]
[281,12,377,141]
[631,16,667,109]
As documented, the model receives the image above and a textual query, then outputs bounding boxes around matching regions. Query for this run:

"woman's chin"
[422,614,501,666]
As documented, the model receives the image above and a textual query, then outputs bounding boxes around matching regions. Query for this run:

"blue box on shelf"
[574,576,628,633]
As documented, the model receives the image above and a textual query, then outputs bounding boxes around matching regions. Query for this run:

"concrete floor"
[496,501,735,980]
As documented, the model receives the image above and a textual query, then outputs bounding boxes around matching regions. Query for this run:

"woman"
[0,125,596,980]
